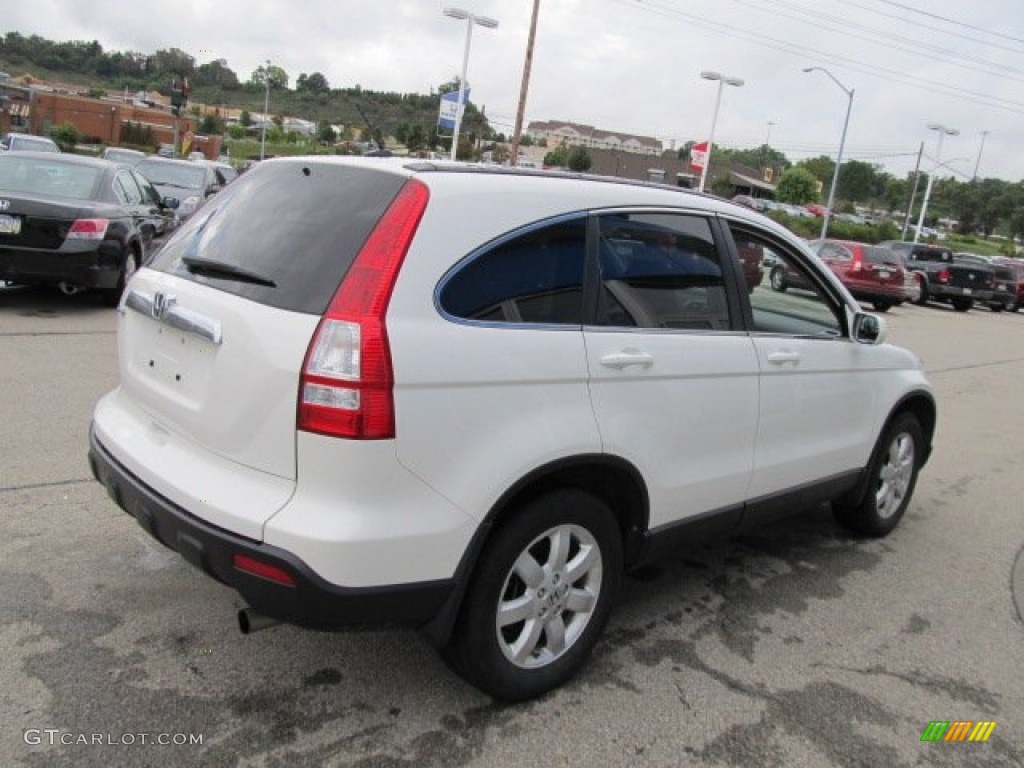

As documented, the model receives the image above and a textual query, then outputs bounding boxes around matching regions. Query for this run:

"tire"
[950,298,973,312]
[770,266,787,292]
[913,277,928,306]
[101,247,140,307]
[1009,300,1019,313]
[872,300,891,313]
[989,302,1004,313]
[442,489,622,701]
[834,413,923,537]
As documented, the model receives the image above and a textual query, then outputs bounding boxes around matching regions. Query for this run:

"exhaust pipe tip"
[58,282,81,295]
[238,608,281,635]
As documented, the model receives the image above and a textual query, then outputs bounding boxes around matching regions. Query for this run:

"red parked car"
[770,239,906,312]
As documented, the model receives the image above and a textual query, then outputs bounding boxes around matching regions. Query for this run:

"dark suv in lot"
[955,252,1017,312]
[880,241,993,312]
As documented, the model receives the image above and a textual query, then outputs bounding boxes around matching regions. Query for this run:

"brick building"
[0,81,222,159]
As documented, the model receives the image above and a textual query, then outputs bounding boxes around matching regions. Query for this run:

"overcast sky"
[8,0,1024,181]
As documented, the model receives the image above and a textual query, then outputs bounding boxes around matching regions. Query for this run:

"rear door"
[583,210,759,530]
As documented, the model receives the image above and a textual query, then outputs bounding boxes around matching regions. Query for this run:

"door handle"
[600,351,654,370]
[766,350,800,365]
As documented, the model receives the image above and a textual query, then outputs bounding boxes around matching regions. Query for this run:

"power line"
[621,0,1024,113]
[839,0,1024,54]
[750,0,1024,81]
[875,0,1024,46]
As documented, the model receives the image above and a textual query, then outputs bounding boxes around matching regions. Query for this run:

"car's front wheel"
[872,300,891,312]
[950,298,973,312]
[834,413,923,537]
[443,489,622,701]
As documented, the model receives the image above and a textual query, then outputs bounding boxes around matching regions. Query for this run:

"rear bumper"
[930,283,991,301]
[88,425,454,630]
[0,244,122,288]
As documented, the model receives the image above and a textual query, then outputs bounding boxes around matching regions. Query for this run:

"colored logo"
[920,721,996,742]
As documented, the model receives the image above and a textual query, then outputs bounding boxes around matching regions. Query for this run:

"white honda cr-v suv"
[90,157,935,701]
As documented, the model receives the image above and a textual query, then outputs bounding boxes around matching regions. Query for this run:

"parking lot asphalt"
[2,285,1022,768]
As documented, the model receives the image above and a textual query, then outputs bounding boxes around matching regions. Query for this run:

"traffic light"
[170,77,189,117]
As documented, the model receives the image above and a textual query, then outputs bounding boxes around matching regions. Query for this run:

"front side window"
[732,225,843,337]
[439,217,585,325]
[595,212,730,330]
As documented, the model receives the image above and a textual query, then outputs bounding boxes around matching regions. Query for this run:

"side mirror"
[852,312,887,345]
[162,196,180,210]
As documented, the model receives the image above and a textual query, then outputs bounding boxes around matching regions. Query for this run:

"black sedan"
[0,152,178,305]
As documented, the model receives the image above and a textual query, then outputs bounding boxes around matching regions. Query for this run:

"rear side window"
[596,212,730,330]
[149,162,407,314]
[439,217,586,325]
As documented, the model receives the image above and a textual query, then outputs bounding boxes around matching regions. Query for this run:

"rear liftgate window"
[149,163,408,315]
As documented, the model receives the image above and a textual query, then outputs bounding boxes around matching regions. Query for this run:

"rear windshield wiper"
[181,256,277,287]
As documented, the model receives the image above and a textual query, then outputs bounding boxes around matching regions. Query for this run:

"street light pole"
[698,71,743,194]
[914,123,959,243]
[260,59,271,161]
[803,67,853,239]
[444,7,499,162]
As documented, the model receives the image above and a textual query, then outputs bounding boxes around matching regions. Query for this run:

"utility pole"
[972,130,989,180]
[511,0,541,166]
[901,141,924,240]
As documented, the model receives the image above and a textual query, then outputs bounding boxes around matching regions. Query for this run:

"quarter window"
[439,218,586,325]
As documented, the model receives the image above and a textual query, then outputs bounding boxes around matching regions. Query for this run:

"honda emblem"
[152,292,176,320]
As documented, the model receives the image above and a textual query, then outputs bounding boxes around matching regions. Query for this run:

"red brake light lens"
[936,268,950,283]
[67,218,110,240]
[298,179,430,439]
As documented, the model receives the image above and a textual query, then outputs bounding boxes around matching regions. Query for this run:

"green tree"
[297,72,330,92]
[249,64,288,90]
[797,155,834,184]
[317,120,337,144]
[199,113,225,135]
[836,160,884,203]
[195,59,239,89]
[49,121,81,151]
[776,167,820,204]
[239,110,251,127]
[567,146,592,172]
[543,142,570,167]
[883,177,909,214]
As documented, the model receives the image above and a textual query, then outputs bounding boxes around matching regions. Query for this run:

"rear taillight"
[936,268,950,283]
[67,218,109,240]
[298,179,429,439]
